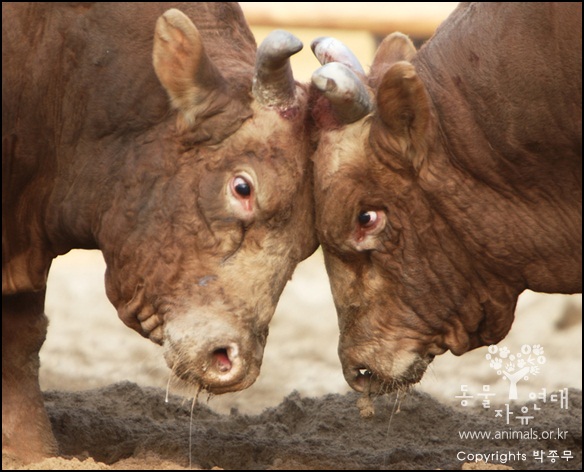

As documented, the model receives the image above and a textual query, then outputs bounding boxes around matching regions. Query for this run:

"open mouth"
[348,355,435,394]
[352,367,375,392]
[356,367,373,386]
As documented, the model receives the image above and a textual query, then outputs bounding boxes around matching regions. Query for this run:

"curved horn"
[311,62,372,124]
[253,30,303,108]
[311,37,365,75]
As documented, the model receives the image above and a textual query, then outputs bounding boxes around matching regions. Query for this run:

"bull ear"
[372,61,431,170]
[370,32,417,81]
[152,9,244,131]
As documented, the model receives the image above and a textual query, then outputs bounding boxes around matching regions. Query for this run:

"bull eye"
[357,210,378,228]
[232,176,252,198]
[229,173,255,218]
[354,210,387,250]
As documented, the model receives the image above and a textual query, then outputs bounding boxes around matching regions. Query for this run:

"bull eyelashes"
[353,210,386,251]
[228,173,255,220]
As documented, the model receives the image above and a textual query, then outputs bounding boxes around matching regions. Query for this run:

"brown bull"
[310,3,581,394]
[2,2,317,461]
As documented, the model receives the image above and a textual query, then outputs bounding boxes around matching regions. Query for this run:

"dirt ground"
[3,384,581,470]
[2,250,581,470]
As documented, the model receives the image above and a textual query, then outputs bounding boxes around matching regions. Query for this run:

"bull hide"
[2,2,317,462]
[310,3,582,394]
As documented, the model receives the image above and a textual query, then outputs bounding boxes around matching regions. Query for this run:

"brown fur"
[2,2,317,462]
[312,3,581,393]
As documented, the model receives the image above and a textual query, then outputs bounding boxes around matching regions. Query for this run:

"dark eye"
[357,210,378,228]
[233,176,251,197]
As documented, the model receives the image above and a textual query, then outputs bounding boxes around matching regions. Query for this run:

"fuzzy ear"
[153,9,244,133]
[372,61,431,170]
[370,33,417,83]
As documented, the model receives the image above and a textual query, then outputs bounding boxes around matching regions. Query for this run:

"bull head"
[310,33,523,394]
[2,3,320,461]
[98,9,317,394]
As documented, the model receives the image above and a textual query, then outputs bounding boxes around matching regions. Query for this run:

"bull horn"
[311,36,365,76]
[253,30,303,108]
[311,62,372,124]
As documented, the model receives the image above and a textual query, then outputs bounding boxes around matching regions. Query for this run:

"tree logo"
[485,344,546,400]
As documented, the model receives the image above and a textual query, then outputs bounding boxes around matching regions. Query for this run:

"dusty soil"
[3,385,581,470]
[2,250,582,470]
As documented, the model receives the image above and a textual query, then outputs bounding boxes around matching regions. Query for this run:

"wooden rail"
[239,2,459,38]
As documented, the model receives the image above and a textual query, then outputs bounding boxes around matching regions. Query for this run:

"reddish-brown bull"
[310,3,581,394]
[2,3,317,461]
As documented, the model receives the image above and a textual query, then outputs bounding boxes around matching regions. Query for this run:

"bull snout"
[163,313,264,394]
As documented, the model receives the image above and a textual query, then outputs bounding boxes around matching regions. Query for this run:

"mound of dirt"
[3,383,581,470]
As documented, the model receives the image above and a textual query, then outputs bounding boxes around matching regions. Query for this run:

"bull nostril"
[212,348,232,373]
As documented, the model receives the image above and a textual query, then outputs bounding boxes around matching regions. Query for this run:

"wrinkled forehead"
[215,97,311,161]
[313,119,371,190]
[252,95,311,148]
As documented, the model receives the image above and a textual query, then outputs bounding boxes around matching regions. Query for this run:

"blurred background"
[40,2,581,415]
